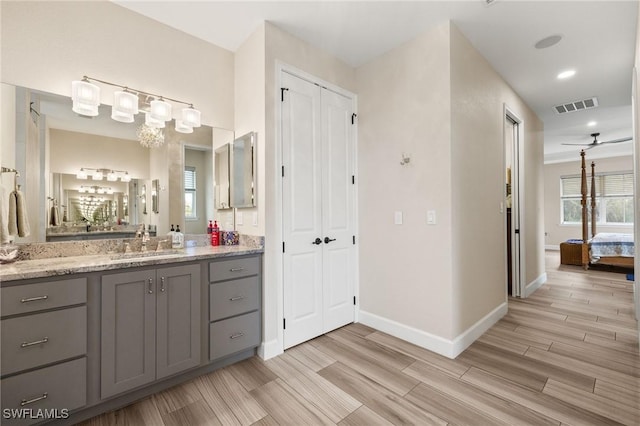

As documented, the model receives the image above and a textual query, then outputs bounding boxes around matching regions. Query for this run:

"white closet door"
[282,72,324,349]
[321,89,355,331]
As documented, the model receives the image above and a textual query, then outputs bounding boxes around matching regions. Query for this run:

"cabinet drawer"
[1,306,87,376]
[209,311,260,360]
[209,256,259,282]
[1,357,86,424]
[209,277,259,321]
[1,277,86,317]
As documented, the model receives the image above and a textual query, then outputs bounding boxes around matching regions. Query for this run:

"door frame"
[504,105,526,298]
[274,61,359,354]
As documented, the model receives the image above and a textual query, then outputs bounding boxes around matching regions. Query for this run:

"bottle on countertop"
[211,220,220,246]
[207,220,213,234]
[172,225,184,249]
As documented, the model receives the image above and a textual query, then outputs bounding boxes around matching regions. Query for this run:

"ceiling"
[115,0,639,163]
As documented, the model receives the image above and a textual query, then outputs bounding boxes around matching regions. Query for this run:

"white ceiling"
[115,0,639,163]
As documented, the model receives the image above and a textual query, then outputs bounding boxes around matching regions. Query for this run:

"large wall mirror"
[230,132,256,208]
[1,84,220,242]
[215,144,231,210]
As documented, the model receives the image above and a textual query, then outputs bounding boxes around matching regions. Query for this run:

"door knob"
[324,237,336,244]
[312,238,322,245]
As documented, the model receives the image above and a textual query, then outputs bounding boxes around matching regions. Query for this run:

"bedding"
[590,232,634,260]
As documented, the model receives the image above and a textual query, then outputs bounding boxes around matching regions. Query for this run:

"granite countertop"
[0,245,263,282]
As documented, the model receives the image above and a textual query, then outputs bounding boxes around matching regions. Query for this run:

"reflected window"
[184,166,197,219]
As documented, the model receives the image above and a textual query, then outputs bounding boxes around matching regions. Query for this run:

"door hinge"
[283,318,286,329]
[353,296,356,305]
[281,87,289,102]
[352,235,356,245]
[351,113,357,125]
[282,165,285,177]
[282,241,285,253]
[352,175,355,185]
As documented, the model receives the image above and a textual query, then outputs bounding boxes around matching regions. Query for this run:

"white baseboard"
[524,272,547,298]
[258,338,282,360]
[545,245,560,251]
[359,302,507,359]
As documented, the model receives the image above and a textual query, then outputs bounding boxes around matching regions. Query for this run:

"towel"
[0,186,10,244]
[8,188,30,238]
[50,205,60,227]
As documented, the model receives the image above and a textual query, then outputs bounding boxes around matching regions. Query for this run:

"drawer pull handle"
[148,278,154,294]
[229,295,245,301]
[21,337,49,348]
[20,295,48,303]
[230,267,245,272]
[21,393,48,407]
[229,332,245,340]
[160,277,166,292]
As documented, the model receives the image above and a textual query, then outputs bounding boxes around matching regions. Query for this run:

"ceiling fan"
[562,132,633,150]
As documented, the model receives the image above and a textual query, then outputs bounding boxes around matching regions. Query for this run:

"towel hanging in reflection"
[0,186,10,244]
[50,204,60,227]
[8,186,30,238]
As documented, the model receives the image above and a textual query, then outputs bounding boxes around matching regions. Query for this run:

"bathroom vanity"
[0,245,262,425]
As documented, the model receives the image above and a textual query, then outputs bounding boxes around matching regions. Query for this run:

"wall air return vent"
[553,97,599,114]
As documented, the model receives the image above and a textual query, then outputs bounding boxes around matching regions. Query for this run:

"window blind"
[184,166,196,190]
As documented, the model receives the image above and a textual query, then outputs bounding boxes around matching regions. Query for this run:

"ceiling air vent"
[553,97,599,114]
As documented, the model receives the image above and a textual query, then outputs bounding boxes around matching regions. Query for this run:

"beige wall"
[449,25,545,334]
[356,23,454,339]
[1,1,234,129]
[544,156,633,248]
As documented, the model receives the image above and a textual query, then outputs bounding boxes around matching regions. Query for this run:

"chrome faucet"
[140,224,150,252]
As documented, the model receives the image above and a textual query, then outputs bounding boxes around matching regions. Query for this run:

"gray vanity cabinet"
[100,263,201,399]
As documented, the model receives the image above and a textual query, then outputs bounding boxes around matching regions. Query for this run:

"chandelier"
[71,76,201,148]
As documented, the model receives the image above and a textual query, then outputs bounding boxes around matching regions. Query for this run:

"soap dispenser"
[172,225,184,249]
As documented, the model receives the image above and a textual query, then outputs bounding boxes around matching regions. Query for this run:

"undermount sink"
[109,250,181,261]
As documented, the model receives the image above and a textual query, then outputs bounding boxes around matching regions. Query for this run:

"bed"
[578,150,634,270]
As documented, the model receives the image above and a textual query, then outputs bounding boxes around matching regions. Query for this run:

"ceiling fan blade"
[561,142,594,146]
[584,144,597,150]
[601,137,633,144]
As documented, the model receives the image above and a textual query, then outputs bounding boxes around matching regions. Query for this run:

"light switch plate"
[236,211,243,225]
[394,211,403,225]
[427,210,436,225]
[252,212,258,226]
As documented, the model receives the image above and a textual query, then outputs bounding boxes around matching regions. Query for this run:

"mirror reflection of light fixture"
[70,76,202,148]
[76,168,88,180]
[137,124,165,148]
[76,168,130,182]
[92,170,103,180]
[79,185,113,194]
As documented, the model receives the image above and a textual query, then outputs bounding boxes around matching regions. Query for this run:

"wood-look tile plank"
[508,301,569,321]
[326,327,416,370]
[584,333,639,354]
[343,322,376,337]
[461,367,622,426]
[514,325,586,345]
[548,341,640,371]
[78,397,165,426]
[286,342,336,372]
[476,332,530,355]
[249,378,334,426]
[403,360,558,426]
[365,331,470,378]
[596,314,639,329]
[311,335,420,396]
[405,383,507,425]
[543,379,639,426]
[226,356,278,392]
[160,399,222,426]
[566,315,634,336]
[524,347,640,391]
[337,405,394,426]
[484,326,552,350]
[318,361,446,426]
[594,379,640,410]
[249,415,279,426]
[199,368,268,425]
[152,381,204,416]
[194,375,242,426]
[509,311,615,339]
[264,352,361,423]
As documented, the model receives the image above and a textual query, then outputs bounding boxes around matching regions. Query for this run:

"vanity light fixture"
[76,168,88,180]
[92,170,104,181]
[79,185,113,195]
[76,168,131,182]
[106,170,118,182]
[70,76,202,146]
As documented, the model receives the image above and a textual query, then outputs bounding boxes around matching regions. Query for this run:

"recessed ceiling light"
[587,121,597,127]
[535,35,562,49]
[557,70,576,80]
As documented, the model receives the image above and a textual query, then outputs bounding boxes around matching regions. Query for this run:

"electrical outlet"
[253,212,258,226]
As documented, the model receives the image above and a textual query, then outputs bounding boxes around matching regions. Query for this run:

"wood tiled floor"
[81,251,639,425]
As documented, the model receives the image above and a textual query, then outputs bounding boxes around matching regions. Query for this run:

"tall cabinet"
[281,70,357,349]
[101,264,201,399]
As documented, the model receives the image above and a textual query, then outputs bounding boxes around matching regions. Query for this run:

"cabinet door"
[101,269,156,399]
[156,264,201,379]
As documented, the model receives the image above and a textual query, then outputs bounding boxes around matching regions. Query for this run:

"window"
[184,166,197,219]
[561,171,634,225]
